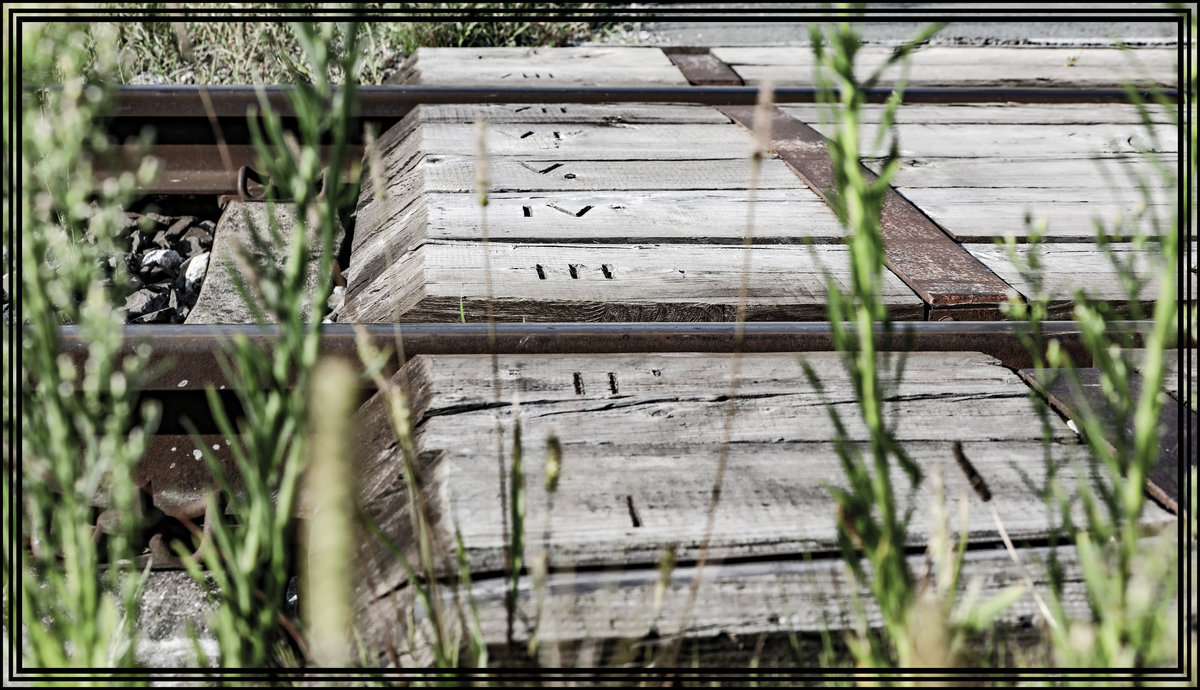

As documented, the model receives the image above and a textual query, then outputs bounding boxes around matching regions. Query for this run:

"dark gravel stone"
[129,307,176,324]
[181,226,214,246]
[124,288,168,317]
[179,235,206,257]
[166,216,195,239]
[142,212,172,230]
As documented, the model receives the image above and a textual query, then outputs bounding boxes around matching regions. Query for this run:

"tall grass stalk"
[17,20,159,676]
[301,358,358,668]
[804,17,938,667]
[1000,52,1187,672]
[175,18,363,668]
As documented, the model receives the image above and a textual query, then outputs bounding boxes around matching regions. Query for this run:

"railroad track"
[36,43,1194,661]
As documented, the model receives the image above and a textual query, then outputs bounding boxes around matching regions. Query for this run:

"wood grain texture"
[351,352,1174,586]
[713,46,1178,88]
[350,351,1177,658]
[803,122,1178,159]
[896,188,1175,243]
[361,541,1130,666]
[964,242,1197,317]
[403,46,690,86]
[780,102,1177,126]
[344,242,925,323]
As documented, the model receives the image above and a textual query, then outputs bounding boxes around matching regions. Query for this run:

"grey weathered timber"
[350,351,1175,661]
[352,352,1172,581]
[712,45,1178,88]
[343,242,925,323]
[781,102,1176,126]
[188,201,332,324]
[398,46,691,86]
[345,102,927,323]
[964,242,1198,318]
[416,102,734,125]
[806,122,1178,160]
[874,154,1177,191]
[365,543,1107,667]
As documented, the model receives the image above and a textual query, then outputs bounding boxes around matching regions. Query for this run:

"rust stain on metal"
[1019,367,1193,514]
[663,50,744,86]
[665,51,1018,319]
[717,103,1016,315]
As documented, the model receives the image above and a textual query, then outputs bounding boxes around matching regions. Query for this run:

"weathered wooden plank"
[417,102,734,125]
[802,122,1178,159]
[713,46,1178,88]
[964,242,1196,317]
[403,46,690,86]
[344,242,926,323]
[350,352,1175,590]
[419,156,809,193]
[418,121,764,160]
[780,103,1177,126]
[870,154,1178,189]
[895,188,1175,243]
[359,542,1115,667]
[345,189,847,299]
[1019,367,1196,514]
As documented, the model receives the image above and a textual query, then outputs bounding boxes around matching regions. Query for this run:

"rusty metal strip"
[94,84,1177,119]
[56,322,1155,391]
[664,50,744,86]
[667,50,1016,320]
[1018,367,1194,514]
[98,144,364,195]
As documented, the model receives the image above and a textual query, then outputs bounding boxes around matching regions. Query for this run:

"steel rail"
[93,84,1180,119]
[56,321,1157,390]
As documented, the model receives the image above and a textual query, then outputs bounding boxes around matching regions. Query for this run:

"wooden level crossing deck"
[172,45,1190,665]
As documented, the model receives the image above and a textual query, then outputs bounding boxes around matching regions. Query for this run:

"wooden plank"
[417,121,764,161]
[870,154,1177,189]
[802,122,1178,159]
[351,352,1175,581]
[963,242,1197,318]
[780,102,1177,126]
[347,190,846,290]
[894,188,1175,243]
[404,46,690,86]
[419,155,809,193]
[1019,367,1196,514]
[358,542,1122,666]
[716,104,1013,313]
[417,102,734,125]
[344,242,926,323]
[712,46,1178,88]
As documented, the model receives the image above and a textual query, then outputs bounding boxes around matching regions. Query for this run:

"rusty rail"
[95,85,1178,118]
[56,321,1156,391]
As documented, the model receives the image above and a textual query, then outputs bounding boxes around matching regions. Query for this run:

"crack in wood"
[573,371,585,395]
[626,495,642,528]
